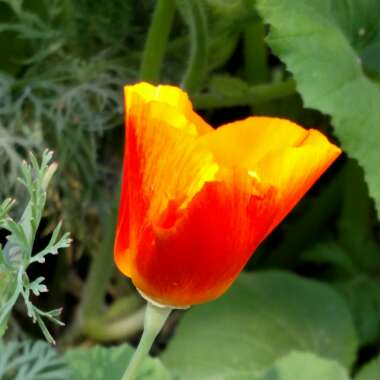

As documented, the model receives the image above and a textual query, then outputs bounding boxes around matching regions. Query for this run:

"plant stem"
[193,79,296,109]
[139,0,176,83]
[243,18,273,115]
[179,0,208,92]
[81,206,116,320]
[121,302,172,380]
[244,19,268,85]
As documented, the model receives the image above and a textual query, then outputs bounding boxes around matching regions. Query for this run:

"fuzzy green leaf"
[162,271,357,379]
[256,0,380,216]
[0,150,69,342]
[261,351,350,380]
[65,344,171,380]
[0,340,69,379]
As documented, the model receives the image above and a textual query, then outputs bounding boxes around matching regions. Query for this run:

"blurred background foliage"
[1,0,380,379]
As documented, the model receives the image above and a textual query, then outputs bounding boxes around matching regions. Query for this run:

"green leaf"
[335,276,380,346]
[0,150,68,342]
[0,340,70,380]
[356,356,380,380]
[162,271,357,380]
[64,344,171,380]
[261,351,350,380]
[256,0,380,216]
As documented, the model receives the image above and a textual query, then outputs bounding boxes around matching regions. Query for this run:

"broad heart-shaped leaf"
[261,351,350,380]
[162,271,357,380]
[64,344,171,380]
[256,0,380,216]
[355,356,380,380]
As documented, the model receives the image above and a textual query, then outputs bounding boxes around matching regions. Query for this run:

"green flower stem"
[121,302,172,380]
[243,18,273,115]
[82,206,116,320]
[139,0,176,83]
[192,79,296,109]
[179,0,208,92]
[244,19,269,85]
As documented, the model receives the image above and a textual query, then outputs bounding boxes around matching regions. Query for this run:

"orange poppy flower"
[114,82,341,308]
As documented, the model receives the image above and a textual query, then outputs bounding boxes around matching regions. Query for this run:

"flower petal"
[201,116,309,169]
[125,82,213,135]
[114,86,218,278]
[255,129,341,234]
[129,169,277,306]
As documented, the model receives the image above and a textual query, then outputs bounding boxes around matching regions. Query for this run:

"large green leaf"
[256,0,380,216]
[261,351,350,380]
[336,277,380,346]
[65,344,171,380]
[356,356,380,380]
[162,271,357,380]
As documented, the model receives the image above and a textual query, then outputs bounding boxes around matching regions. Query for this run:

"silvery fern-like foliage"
[0,0,132,204]
[0,150,71,344]
[0,0,149,256]
[0,340,70,380]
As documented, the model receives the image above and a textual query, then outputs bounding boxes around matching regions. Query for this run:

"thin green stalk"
[243,18,273,115]
[121,302,172,380]
[193,79,296,109]
[179,0,208,92]
[139,0,176,83]
[81,206,116,320]
[244,19,268,84]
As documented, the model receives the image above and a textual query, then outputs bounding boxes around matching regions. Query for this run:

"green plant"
[0,340,70,379]
[0,150,71,344]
